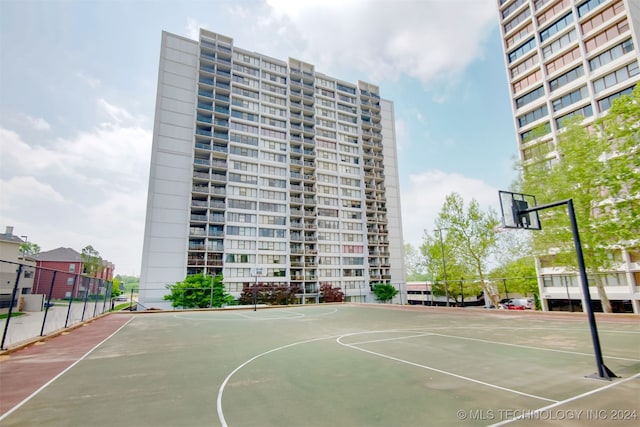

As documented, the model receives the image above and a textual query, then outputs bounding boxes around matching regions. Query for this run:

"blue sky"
[0,0,517,276]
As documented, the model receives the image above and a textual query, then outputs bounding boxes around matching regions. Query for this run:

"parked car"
[499,298,532,310]
[115,295,128,302]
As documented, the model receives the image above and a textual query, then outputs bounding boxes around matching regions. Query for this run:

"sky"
[0,0,518,277]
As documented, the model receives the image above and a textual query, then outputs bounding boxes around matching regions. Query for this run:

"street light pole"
[435,228,449,307]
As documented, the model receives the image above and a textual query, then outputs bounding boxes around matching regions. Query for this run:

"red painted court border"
[0,313,133,416]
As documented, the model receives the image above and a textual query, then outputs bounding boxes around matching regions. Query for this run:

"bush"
[238,283,300,305]
[371,283,398,303]
[319,284,344,303]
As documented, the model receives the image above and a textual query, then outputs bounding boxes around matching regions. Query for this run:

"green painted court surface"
[2,305,639,426]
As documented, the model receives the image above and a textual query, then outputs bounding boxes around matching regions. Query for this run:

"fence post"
[40,270,57,336]
[1,264,23,350]
[65,275,79,328]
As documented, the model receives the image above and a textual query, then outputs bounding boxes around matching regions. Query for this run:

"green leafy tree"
[164,273,231,308]
[111,278,122,298]
[404,243,429,281]
[489,257,538,298]
[371,283,398,303]
[520,86,640,313]
[421,231,475,305]
[19,242,40,256]
[81,245,102,277]
[422,193,501,307]
[210,274,235,307]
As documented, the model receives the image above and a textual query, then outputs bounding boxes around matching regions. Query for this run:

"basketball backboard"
[498,191,541,230]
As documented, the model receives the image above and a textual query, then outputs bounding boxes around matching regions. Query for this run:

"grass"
[0,312,25,320]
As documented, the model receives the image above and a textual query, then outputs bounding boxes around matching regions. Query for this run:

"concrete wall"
[139,32,198,309]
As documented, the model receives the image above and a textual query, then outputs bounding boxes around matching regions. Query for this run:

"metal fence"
[0,260,113,350]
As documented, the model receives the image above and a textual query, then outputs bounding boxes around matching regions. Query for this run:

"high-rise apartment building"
[139,29,405,309]
[497,0,640,313]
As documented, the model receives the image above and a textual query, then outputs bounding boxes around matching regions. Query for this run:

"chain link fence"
[0,260,114,350]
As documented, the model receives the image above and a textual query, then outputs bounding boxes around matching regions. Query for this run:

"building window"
[517,104,548,128]
[548,65,584,92]
[520,121,551,143]
[545,46,581,75]
[555,104,593,129]
[539,12,573,42]
[69,263,75,273]
[588,39,634,71]
[226,226,256,237]
[510,54,539,79]
[592,61,639,94]
[504,7,531,34]
[577,0,608,17]
[67,277,74,286]
[516,86,545,109]
[536,0,571,25]
[552,86,588,111]
[597,85,635,112]
[513,69,542,94]
[584,19,630,53]
[542,29,577,60]
[508,38,536,63]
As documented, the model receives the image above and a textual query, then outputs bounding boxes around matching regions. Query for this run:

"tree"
[520,86,640,313]
[489,257,538,298]
[19,242,40,256]
[371,283,398,303]
[404,243,429,281]
[81,245,102,277]
[111,277,122,298]
[422,193,501,307]
[164,273,232,308]
[420,231,475,305]
[238,283,299,305]
[210,274,235,307]
[320,283,344,303]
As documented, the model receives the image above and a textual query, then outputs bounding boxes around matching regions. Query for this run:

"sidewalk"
[0,301,111,351]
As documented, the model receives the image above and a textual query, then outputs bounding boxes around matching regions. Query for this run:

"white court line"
[215,325,634,425]
[173,307,338,322]
[487,372,640,426]
[427,331,640,362]
[216,335,337,427]
[336,331,557,404]
[233,311,305,320]
[0,316,136,422]
[347,332,434,346]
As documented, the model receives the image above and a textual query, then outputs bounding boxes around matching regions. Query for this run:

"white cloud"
[186,17,204,40]
[0,176,65,207]
[23,115,51,131]
[97,98,138,125]
[76,71,101,88]
[401,170,500,248]
[262,0,497,86]
[0,100,152,276]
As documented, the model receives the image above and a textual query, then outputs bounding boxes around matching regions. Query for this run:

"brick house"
[33,248,114,300]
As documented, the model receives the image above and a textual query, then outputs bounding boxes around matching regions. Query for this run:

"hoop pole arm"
[518,199,571,213]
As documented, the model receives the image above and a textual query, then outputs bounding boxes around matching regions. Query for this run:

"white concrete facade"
[139,29,405,309]
[497,0,640,313]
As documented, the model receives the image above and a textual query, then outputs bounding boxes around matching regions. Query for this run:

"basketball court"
[1,304,638,426]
